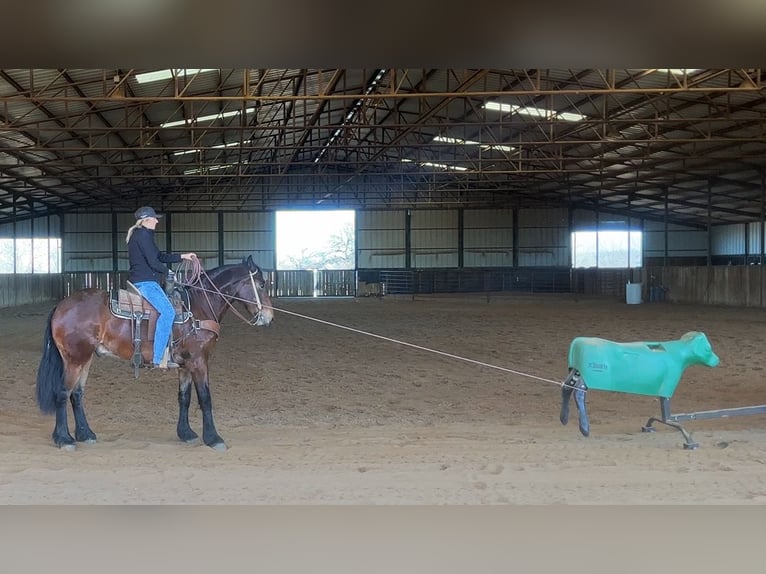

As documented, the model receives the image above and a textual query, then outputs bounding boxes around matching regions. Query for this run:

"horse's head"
[236,255,274,327]
[193,256,274,327]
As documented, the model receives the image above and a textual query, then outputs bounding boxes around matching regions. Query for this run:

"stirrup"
[157,347,180,370]
[153,361,180,370]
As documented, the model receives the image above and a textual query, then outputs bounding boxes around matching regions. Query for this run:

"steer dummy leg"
[560,370,576,426]
[560,369,589,437]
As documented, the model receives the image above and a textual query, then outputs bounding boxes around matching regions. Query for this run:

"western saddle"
[109,281,193,377]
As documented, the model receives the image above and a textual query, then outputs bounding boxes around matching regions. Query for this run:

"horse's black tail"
[35,306,64,415]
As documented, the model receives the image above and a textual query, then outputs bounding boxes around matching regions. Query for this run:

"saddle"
[109,281,193,375]
[110,282,192,328]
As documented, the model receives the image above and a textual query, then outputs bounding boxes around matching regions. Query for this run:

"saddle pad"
[110,288,191,324]
[110,289,153,319]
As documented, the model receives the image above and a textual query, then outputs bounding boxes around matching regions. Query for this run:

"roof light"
[401,158,468,172]
[483,101,586,122]
[172,141,244,157]
[135,69,218,84]
[433,135,481,146]
[432,135,515,153]
[483,144,514,153]
[183,164,235,175]
[161,107,255,128]
[654,69,701,75]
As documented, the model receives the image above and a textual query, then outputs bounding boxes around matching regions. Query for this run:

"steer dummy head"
[682,331,720,368]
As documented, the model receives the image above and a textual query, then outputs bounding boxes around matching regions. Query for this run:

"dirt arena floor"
[2,292,766,504]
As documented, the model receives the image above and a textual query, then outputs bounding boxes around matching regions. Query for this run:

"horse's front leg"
[70,384,97,443]
[191,364,226,451]
[176,368,200,444]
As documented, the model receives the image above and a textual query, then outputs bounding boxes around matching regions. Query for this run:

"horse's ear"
[246,254,256,271]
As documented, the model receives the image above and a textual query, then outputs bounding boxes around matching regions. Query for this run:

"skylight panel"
[433,135,481,145]
[654,69,701,75]
[483,101,586,122]
[432,135,515,153]
[483,144,515,153]
[172,141,243,157]
[161,108,255,128]
[421,161,467,171]
[183,164,235,175]
[401,158,468,172]
[135,69,218,84]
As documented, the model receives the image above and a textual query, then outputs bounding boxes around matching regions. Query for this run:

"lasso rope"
[176,257,202,285]
[261,303,566,389]
[174,259,567,390]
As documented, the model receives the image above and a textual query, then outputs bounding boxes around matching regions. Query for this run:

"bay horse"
[35,255,273,451]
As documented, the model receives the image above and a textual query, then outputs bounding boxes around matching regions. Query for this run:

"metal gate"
[274,269,355,297]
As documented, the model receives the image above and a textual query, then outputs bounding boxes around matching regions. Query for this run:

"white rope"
[180,278,569,390]
[265,303,566,389]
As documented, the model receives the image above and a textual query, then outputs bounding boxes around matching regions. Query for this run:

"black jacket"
[127,227,182,284]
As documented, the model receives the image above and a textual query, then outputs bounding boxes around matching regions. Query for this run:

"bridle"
[247,269,264,322]
[178,261,267,326]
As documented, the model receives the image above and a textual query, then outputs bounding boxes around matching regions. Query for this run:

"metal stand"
[642,397,766,449]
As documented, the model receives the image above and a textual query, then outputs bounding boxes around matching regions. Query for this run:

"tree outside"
[276,211,355,270]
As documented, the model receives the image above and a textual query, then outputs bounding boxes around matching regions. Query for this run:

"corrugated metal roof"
[1,68,765,228]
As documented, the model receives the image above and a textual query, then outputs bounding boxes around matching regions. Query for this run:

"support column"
[111,212,119,272]
[761,169,765,307]
[512,208,519,268]
[218,211,224,266]
[705,177,713,304]
[457,208,464,269]
[405,208,411,269]
[663,186,669,267]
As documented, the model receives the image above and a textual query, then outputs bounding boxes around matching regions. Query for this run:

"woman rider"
[126,206,197,369]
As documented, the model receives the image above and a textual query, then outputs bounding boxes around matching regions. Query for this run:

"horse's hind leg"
[54,360,96,449]
[70,360,97,443]
[176,370,200,445]
[52,384,76,450]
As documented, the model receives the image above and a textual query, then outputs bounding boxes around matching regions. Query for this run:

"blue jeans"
[134,280,175,365]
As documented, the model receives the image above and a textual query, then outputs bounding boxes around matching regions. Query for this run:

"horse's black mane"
[205,263,243,282]
[203,262,253,289]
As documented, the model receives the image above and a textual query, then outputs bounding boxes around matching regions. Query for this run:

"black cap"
[134,206,162,220]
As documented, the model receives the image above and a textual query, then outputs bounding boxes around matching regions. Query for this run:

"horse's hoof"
[209,442,227,452]
[178,428,199,443]
[59,443,76,452]
[80,438,97,444]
